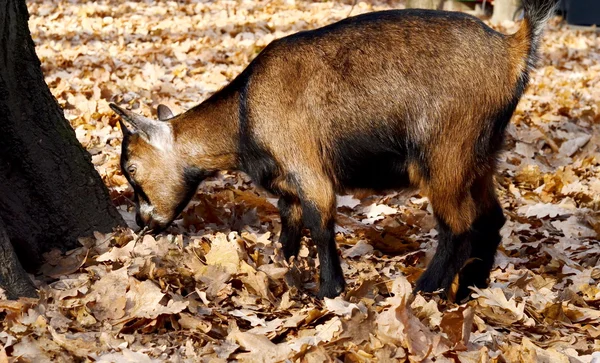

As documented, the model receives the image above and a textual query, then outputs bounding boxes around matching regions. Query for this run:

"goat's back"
[240,9,528,190]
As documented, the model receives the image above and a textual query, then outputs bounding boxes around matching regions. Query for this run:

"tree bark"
[0,0,124,281]
[0,216,36,299]
[406,0,444,9]
[491,0,522,23]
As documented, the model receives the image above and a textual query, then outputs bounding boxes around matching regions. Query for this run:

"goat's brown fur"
[113,0,556,300]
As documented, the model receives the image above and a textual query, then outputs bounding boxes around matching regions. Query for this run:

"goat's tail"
[509,0,557,72]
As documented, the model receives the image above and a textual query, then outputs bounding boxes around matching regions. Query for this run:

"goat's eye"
[127,165,137,176]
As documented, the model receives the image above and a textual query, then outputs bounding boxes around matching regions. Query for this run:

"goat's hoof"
[283,246,300,261]
[414,275,441,294]
[317,277,346,299]
[414,275,452,300]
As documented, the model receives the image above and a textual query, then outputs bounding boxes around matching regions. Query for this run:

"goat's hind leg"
[414,171,477,298]
[455,175,505,301]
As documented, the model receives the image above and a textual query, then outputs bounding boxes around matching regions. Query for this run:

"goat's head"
[111,103,208,232]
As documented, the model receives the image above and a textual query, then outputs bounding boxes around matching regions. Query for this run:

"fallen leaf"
[125,279,188,320]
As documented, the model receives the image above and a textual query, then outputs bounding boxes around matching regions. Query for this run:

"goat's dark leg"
[303,202,345,298]
[455,175,505,301]
[415,218,472,297]
[295,175,345,298]
[414,167,477,298]
[278,196,303,259]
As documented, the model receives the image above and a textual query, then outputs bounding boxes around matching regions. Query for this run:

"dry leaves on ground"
[1,0,600,362]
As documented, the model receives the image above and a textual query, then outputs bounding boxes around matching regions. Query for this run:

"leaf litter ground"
[1,0,600,362]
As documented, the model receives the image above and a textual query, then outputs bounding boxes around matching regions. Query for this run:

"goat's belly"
[334,150,413,192]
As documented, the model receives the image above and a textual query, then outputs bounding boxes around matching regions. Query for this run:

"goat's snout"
[136,207,170,233]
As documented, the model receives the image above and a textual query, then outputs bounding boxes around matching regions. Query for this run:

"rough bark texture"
[406,0,444,10]
[491,0,522,23]
[0,0,124,272]
[0,216,36,299]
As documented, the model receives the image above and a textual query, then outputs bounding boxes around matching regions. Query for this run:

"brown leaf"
[84,266,128,321]
[178,312,212,333]
[0,345,7,363]
[439,306,474,350]
[205,232,243,274]
[124,279,188,320]
[233,332,292,362]
[376,276,439,361]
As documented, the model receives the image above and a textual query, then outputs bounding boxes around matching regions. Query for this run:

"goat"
[111,0,556,300]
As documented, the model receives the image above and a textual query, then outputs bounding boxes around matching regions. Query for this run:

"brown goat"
[111,0,556,300]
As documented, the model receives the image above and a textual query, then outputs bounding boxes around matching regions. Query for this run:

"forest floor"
[1,0,600,362]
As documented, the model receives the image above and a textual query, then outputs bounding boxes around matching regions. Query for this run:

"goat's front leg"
[296,175,345,298]
[278,196,303,259]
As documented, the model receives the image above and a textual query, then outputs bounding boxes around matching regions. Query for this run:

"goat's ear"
[110,103,172,148]
[117,118,132,136]
[157,104,174,121]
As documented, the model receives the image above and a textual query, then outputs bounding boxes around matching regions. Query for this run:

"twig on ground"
[130,226,149,256]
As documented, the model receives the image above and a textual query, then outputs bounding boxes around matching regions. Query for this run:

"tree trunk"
[491,0,522,23]
[0,216,36,299]
[0,0,124,292]
[406,0,444,9]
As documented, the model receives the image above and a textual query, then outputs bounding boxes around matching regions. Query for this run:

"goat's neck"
[171,87,240,172]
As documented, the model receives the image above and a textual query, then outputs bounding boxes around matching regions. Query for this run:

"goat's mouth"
[147,220,170,234]
[135,177,206,234]
[136,212,175,234]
